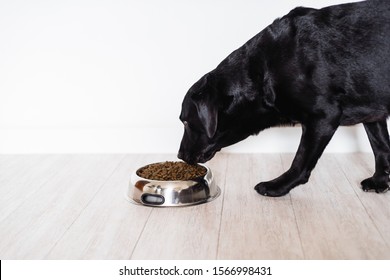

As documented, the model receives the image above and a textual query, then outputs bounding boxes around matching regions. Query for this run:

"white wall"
[0,0,373,153]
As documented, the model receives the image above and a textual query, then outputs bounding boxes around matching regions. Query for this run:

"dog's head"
[178,58,278,164]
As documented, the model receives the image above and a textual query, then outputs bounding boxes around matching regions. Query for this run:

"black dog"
[178,0,390,197]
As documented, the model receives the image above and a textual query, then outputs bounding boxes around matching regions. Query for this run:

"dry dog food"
[136,161,207,181]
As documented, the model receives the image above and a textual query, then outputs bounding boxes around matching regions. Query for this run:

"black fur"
[178,0,390,197]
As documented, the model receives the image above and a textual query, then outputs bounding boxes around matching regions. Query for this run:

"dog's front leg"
[255,119,338,197]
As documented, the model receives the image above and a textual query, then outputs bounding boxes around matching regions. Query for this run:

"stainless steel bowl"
[126,163,220,207]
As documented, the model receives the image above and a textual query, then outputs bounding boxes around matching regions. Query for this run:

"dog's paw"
[361,176,389,193]
[254,181,291,197]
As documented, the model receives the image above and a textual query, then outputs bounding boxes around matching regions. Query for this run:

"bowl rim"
[133,161,211,183]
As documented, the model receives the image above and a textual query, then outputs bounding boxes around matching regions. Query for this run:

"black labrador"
[178,0,390,197]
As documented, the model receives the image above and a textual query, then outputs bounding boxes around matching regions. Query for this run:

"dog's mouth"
[197,149,219,163]
[178,147,220,165]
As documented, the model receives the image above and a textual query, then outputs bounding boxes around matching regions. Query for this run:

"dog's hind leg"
[255,117,338,197]
[361,120,390,193]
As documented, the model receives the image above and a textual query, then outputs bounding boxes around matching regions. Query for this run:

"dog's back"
[259,0,390,125]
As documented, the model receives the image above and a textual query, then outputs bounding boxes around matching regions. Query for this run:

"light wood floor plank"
[131,153,228,260]
[284,154,390,259]
[217,154,304,259]
[0,154,124,259]
[335,153,390,251]
[46,154,157,259]
[0,155,71,222]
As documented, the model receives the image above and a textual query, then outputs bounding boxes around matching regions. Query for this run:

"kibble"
[136,161,207,181]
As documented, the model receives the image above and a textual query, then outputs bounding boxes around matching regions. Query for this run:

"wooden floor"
[0,153,389,260]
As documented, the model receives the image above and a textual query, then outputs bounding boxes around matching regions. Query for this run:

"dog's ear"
[192,93,218,139]
[263,72,276,107]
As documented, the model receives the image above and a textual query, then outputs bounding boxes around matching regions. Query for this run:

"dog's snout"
[178,145,202,164]
[178,151,198,165]
[177,148,191,162]
[177,151,184,161]
[178,140,218,164]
